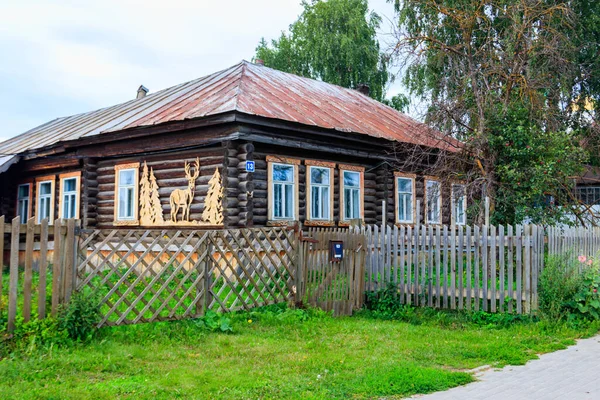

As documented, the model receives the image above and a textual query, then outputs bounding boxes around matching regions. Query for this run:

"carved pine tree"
[139,162,152,225]
[202,168,224,225]
[140,162,164,225]
[149,167,164,224]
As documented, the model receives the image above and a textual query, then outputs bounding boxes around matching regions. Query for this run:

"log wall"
[95,146,225,227]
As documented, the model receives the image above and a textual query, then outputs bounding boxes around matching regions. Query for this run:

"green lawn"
[0,307,597,400]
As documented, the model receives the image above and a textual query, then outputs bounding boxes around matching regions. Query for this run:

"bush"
[568,262,600,320]
[58,290,101,341]
[539,254,583,321]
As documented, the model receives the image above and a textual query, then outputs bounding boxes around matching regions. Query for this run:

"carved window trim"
[35,175,56,224]
[16,181,33,224]
[451,182,467,226]
[306,161,335,226]
[59,171,81,219]
[114,163,140,226]
[394,172,416,225]
[339,164,365,226]
[424,176,442,225]
[267,157,300,225]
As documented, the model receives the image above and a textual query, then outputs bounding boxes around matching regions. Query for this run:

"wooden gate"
[75,227,298,326]
[298,228,366,316]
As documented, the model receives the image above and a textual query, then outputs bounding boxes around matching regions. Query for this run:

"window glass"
[62,177,78,219]
[426,179,441,223]
[309,167,331,220]
[453,184,466,225]
[117,169,136,220]
[397,177,414,223]
[343,171,361,220]
[272,163,295,219]
[17,184,30,224]
[38,181,53,222]
[311,167,329,185]
[273,164,294,182]
[344,171,360,187]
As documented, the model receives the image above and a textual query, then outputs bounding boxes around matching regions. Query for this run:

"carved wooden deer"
[170,158,200,222]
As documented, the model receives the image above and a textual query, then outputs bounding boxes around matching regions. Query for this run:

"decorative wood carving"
[170,158,200,223]
[202,168,224,225]
[338,163,365,172]
[266,155,301,165]
[305,160,336,168]
[136,158,224,227]
[139,162,164,226]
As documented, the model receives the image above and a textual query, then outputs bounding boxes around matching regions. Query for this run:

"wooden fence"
[75,227,298,326]
[0,217,77,332]
[361,224,545,314]
[547,226,600,260]
[4,215,599,332]
[297,228,366,316]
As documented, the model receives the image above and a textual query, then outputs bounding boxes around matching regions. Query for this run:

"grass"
[1,305,598,400]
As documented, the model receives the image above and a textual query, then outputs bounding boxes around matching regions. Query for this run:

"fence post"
[7,217,20,333]
[51,218,66,315]
[38,219,49,319]
[62,219,76,303]
[23,217,35,322]
[204,236,214,312]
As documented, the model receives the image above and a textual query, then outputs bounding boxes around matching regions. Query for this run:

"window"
[425,178,442,224]
[36,176,55,223]
[395,174,415,224]
[59,172,81,219]
[340,165,364,223]
[267,156,300,222]
[306,162,334,222]
[272,163,295,219]
[452,183,467,225]
[575,186,600,205]
[114,163,140,225]
[17,183,31,224]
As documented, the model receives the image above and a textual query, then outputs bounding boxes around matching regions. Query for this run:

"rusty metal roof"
[0,60,458,171]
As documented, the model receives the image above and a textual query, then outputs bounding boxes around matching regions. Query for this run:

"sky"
[0,0,403,144]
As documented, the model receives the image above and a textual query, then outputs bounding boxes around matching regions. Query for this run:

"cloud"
[0,0,403,143]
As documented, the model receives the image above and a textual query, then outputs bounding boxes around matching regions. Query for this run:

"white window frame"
[59,172,81,219]
[114,163,140,226]
[395,174,415,224]
[17,183,32,224]
[307,164,334,222]
[35,176,55,224]
[339,165,364,224]
[452,183,467,226]
[267,157,300,222]
[425,178,442,224]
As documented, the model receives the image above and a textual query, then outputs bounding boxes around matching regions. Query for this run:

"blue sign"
[245,161,255,172]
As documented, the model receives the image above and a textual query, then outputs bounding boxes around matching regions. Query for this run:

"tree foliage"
[392,0,597,225]
[255,0,393,104]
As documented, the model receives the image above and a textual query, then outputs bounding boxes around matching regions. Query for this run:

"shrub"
[539,254,583,321]
[58,290,101,341]
[568,262,600,320]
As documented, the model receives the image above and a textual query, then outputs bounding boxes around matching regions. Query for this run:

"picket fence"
[0,217,77,332]
[359,224,545,314]
[547,226,600,261]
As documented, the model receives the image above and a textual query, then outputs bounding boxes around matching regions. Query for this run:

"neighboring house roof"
[0,60,458,172]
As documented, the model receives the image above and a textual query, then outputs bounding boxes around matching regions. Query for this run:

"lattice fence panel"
[75,227,298,326]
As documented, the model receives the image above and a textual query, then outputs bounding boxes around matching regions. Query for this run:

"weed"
[58,289,101,341]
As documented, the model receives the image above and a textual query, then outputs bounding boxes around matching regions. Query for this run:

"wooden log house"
[0,61,464,229]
